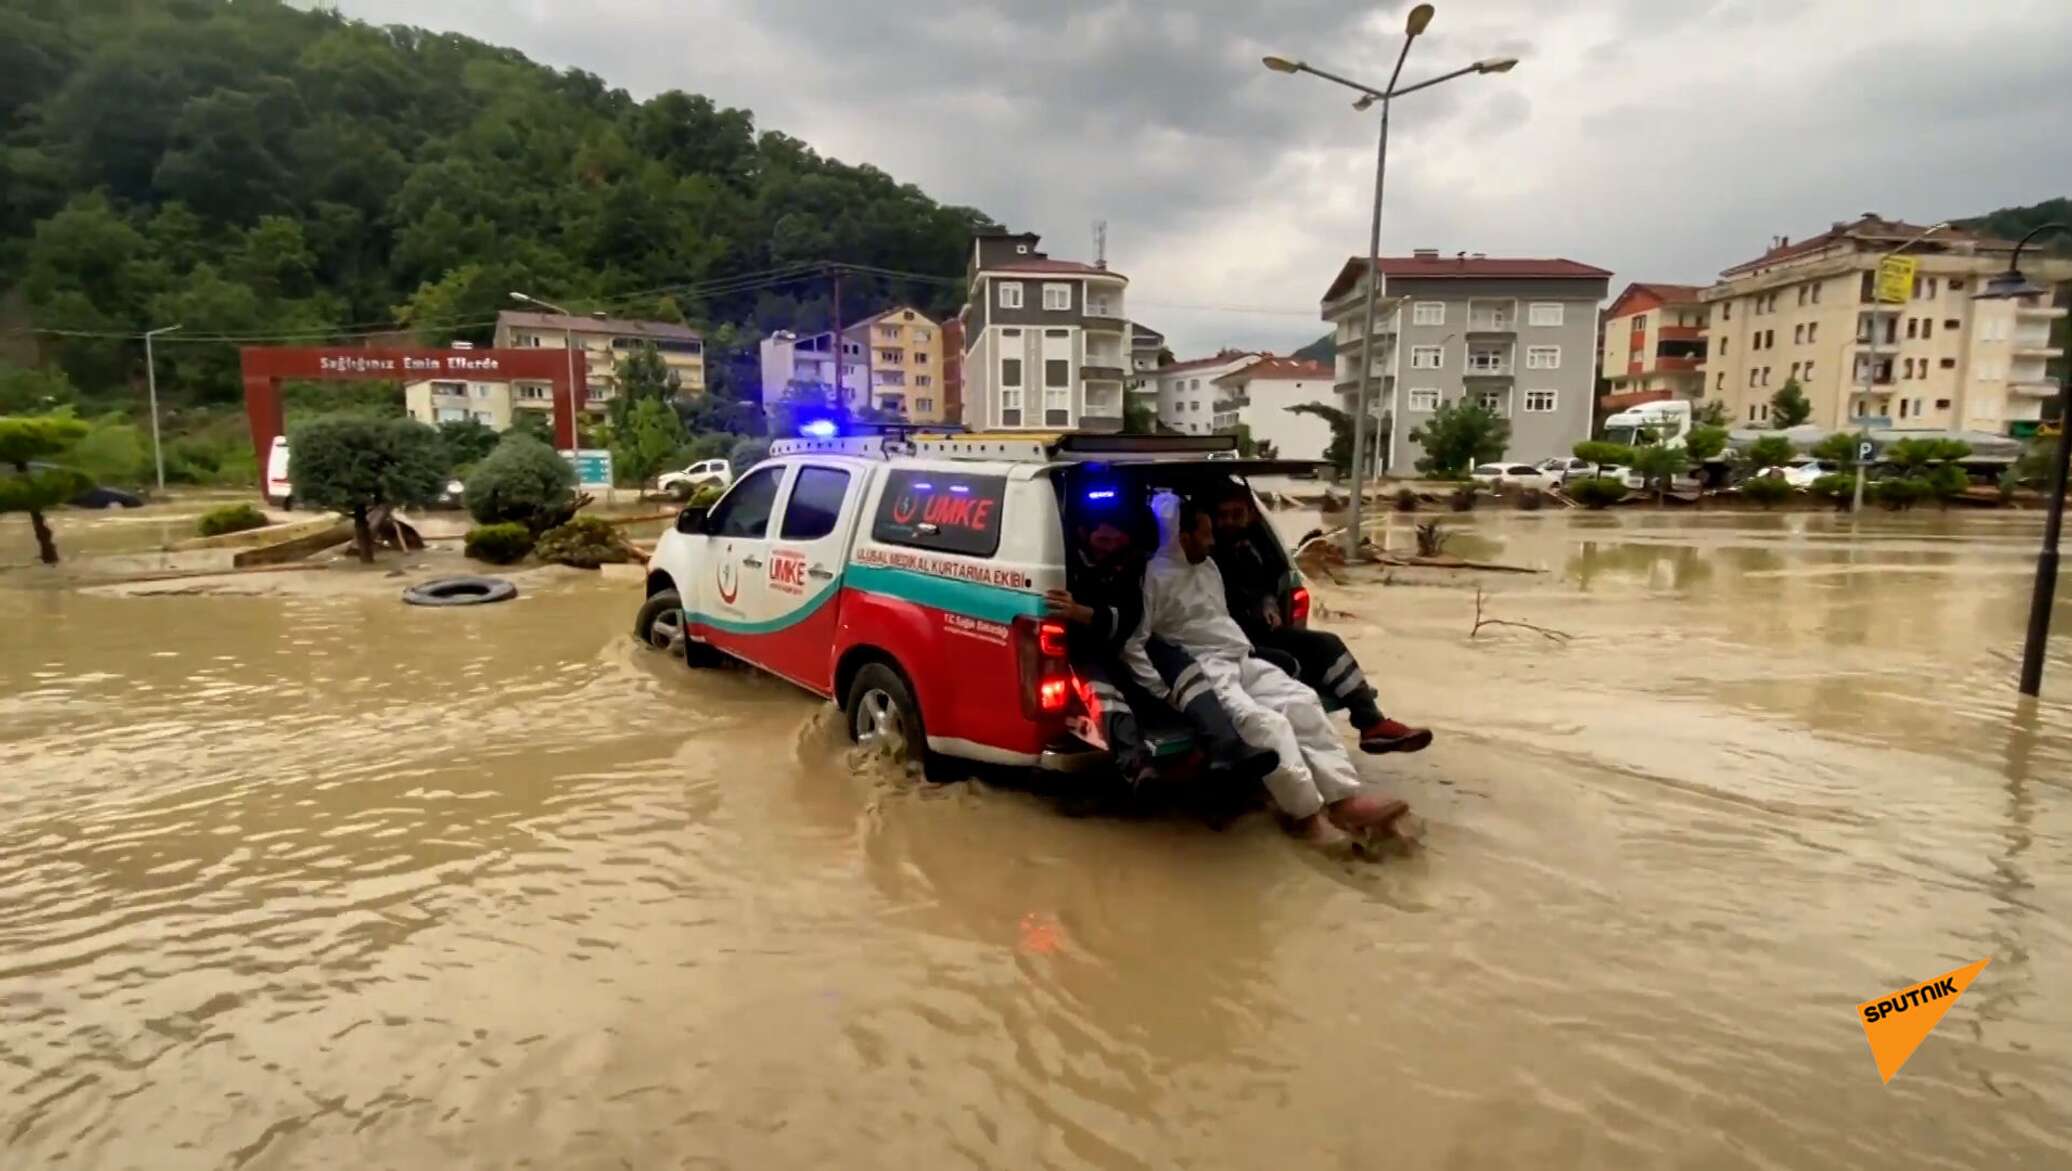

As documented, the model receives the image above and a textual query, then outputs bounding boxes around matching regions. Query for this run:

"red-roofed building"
[1600,282,1709,410]
[1145,350,1264,433]
[1319,249,1612,470]
[1699,213,2071,434]
[1211,357,1338,461]
[958,231,1132,431]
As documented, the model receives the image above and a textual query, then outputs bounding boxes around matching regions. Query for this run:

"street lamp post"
[1974,222,2069,696]
[510,291,582,450]
[1854,222,1950,512]
[142,323,182,492]
[1265,9,1517,557]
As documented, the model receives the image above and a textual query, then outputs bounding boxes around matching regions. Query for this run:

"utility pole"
[829,265,846,412]
[143,324,182,492]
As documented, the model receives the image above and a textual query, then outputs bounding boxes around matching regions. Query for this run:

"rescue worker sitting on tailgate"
[1043,498,1275,787]
[1208,480,1434,755]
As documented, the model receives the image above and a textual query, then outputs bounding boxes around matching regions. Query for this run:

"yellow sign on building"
[1874,255,1917,304]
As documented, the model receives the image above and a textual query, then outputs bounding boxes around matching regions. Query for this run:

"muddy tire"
[402,575,517,606]
[634,588,685,651]
[845,662,929,769]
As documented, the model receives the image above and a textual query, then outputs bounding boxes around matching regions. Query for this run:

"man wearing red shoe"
[1208,482,1434,756]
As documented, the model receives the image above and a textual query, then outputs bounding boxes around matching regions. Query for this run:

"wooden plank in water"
[231,522,353,567]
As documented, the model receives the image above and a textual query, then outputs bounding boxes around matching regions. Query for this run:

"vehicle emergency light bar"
[909,431,1241,464]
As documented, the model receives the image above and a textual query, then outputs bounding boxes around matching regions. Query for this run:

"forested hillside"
[0,0,996,417]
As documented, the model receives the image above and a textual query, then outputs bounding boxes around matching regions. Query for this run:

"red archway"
[238,346,581,473]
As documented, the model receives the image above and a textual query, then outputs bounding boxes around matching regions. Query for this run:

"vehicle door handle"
[741,556,764,568]
[808,565,835,580]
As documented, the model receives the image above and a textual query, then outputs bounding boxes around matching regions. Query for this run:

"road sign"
[1858,440,1876,462]
[1875,255,1917,304]
[563,448,613,489]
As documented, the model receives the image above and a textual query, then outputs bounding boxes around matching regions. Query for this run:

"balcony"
[1080,364,1127,382]
[1654,356,1702,372]
[1465,312,1514,334]
[1462,362,1513,379]
[2013,343,2064,359]
[2009,379,2061,398]
[1656,325,1703,342]
[2015,303,2068,319]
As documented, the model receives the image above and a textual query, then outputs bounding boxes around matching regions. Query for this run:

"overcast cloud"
[321,0,2072,357]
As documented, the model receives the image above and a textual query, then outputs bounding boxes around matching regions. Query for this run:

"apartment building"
[850,306,946,422]
[1126,321,1166,397]
[1600,283,1707,410]
[1319,251,1611,469]
[940,317,964,425]
[494,311,706,415]
[758,329,868,412]
[1210,357,1336,461]
[405,377,524,429]
[958,232,1130,431]
[1699,214,2072,435]
[1148,351,1262,434]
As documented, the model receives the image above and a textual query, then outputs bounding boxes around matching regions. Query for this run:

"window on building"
[1748,369,1759,389]
[878,348,901,363]
[1523,389,1557,413]
[1408,388,1440,411]
[1922,319,1933,339]
[916,397,933,413]
[1477,389,1509,415]
[1042,283,1071,311]
[1747,403,1759,422]
[1045,358,1069,387]
[1793,324,1804,344]
[916,375,932,386]
[1720,337,1728,354]
[1768,328,1777,348]
[1807,322,1818,343]
[915,329,931,343]
[1899,398,1910,419]
[1906,318,1918,339]
[1721,302,1731,321]
[1001,357,1022,387]
[1805,362,1814,381]
[1948,279,1965,292]
[1528,302,1563,327]
[1632,313,1648,332]
[1413,301,1445,325]
[1944,318,1960,330]
[1525,345,1560,369]
[1790,362,1801,379]
[1763,366,1773,386]
[1797,285,1807,306]
[1410,345,1443,369]
[1812,282,1823,304]
[998,282,1023,309]
[1716,373,1725,392]
[1939,357,1956,368]
[877,326,899,340]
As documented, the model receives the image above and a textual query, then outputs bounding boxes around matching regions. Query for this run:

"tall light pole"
[1853,221,1949,512]
[510,291,582,450]
[1975,222,2068,696]
[143,323,181,492]
[1266,9,1517,556]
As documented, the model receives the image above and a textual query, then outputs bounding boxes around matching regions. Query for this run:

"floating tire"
[402,575,517,606]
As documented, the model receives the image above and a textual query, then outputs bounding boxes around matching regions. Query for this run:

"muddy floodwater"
[4,503,2071,1169]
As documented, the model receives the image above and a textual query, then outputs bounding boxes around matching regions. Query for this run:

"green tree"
[1740,474,1793,509]
[1630,444,1690,506]
[465,431,577,532]
[509,411,556,446]
[0,415,91,564]
[609,341,678,432]
[1123,396,1158,435]
[437,418,501,468]
[1694,399,1730,427]
[1745,434,1797,470]
[1407,402,1509,477]
[289,416,451,562]
[1288,402,1353,474]
[0,364,78,415]
[1684,424,1729,464]
[1811,431,1871,469]
[1568,476,1629,510]
[614,396,687,487]
[64,414,149,486]
[1887,437,1972,470]
[1768,379,1813,428]
[1573,440,1635,470]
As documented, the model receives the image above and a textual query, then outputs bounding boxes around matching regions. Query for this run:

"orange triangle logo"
[1858,957,1989,1083]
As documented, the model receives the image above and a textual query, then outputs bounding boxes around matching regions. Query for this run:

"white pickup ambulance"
[633,430,1321,775]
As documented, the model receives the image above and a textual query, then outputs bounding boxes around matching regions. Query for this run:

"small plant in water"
[1415,520,1448,557]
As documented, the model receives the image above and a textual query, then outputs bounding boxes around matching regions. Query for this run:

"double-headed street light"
[1974,222,2068,697]
[510,290,583,450]
[1265,5,1518,558]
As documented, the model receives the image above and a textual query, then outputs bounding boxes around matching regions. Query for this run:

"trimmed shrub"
[688,481,724,508]
[1810,473,1856,509]
[464,522,534,565]
[1517,487,1544,511]
[466,432,576,532]
[1739,475,1793,509]
[1393,487,1419,512]
[1569,476,1629,510]
[534,515,639,568]
[1448,484,1477,512]
[1872,476,1929,511]
[196,503,269,537]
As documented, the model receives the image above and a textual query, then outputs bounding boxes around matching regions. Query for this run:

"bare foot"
[1326,793,1411,833]
[1290,812,1351,846]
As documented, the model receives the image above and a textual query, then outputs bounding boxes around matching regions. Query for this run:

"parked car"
[655,458,733,500]
[1757,458,1839,489]
[26,463,144,509]
[1536,457,1602,485]
[1471,463,1559,491]
[635,431,1320,777]
[266,436,293,508]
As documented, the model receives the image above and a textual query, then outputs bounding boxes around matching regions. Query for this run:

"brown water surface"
[4,505,2070,1169]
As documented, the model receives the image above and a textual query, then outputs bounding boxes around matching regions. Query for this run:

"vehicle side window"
[871,470,1007,557]
[709,465,785,538]
[779,466,852,541]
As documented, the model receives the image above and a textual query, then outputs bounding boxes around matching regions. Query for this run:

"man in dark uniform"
[1044,512,1274,786]
[1209,481,1433,755]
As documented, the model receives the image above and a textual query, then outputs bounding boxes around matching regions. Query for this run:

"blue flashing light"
[912,481,934,490]
[1085,489,1117,501]
[798,419,839,439]
[948,484,971,494]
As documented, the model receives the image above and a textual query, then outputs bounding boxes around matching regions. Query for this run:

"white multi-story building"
[1210,357,1337,461]
[1146,351,1262,434]
[958,232,1130,430]
[758,329,869,414]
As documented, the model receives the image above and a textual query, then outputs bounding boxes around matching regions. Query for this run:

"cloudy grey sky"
[324,0,2072,358]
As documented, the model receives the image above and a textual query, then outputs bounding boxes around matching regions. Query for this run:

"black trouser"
[1072,638,1248,775]
[1257,627,1385,728]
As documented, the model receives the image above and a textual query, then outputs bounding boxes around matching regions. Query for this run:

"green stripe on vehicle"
[844,564,1040,624]
[685,576,841,634]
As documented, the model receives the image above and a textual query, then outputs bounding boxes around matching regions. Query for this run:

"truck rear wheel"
[845,663,928,768]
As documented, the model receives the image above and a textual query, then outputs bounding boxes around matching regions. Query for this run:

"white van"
[265,436,293,508]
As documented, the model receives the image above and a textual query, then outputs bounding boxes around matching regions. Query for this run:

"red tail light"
[1289,585,1312,627]
[1015,615,1073,719]
[1038,677,1069,712]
